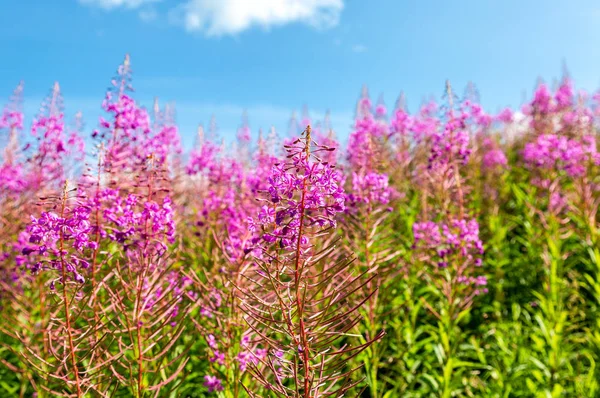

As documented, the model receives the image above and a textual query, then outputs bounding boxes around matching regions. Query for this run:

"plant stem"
[59,182,82,397]
[294,127,311,397]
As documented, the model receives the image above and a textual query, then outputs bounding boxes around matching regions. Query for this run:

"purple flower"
[413,221,442,247]
[483,148,507,169]
[428,113,471,168]
[250,133,346,251]
[348,171,393,205]
[413,218,486,294]
[20,203,93,284]
[95,189,176,254]
[523,134,600,178]
[203,375,223,393]
[390,108,413,137]
[186,141,220,176]
[495,108,513,123]
[206,334,218,349]
[98,74,181,171]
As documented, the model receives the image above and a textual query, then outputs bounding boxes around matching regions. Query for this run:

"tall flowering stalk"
[181,125,273,396]
[410,82,487,397]
[240,127,384,396]
[347,89,391,172]
[11,181,114,397]
[94,55,180,180]
[344,172,397,398]
[522,86,600,222]
[0,81,96,396]
[28,83,85,191]
[0,82,30,287]
[12,55,193,397]
[389,92,414,181]
[342,93,400,397]
[0,82,26,195]
[90,167,190,396]
[87,57,189,392]
[183,130,277,396]
[514,78,599,394]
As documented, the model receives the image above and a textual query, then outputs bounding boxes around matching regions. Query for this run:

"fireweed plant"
[341,92,401,397]
[181,115,273,396]
[240,127,384,397]
[407,82,489,397]
[2,56,600,397]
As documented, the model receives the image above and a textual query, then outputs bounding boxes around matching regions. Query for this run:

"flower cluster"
[523,134,600,178]
[554,79,574,112]
[483,148,508,169]
[89,189,175,258]
[249,134,345,251]
[390,107,413,138]
[203,375,223,393]
[187,140,255,262]
[346,94,391,170]
[21,203,95,285]
[95,92,156,171]
[523,80,576,133]
[186,141,220,176]
[495,108,514,124]
[348,171,393,206]
[428,112,471,169]
[0,110,23,131]
[347,116,389,170]
[237,119,252,143]
[237,334,268,372]
[30,114,69,185]
[481,137,508,169]
[246,149,279,194]
[524,83,553,116]
[0,163,27,193]
[100,93,151,136]
[92,61,182,171]
[410,101,440,143]
[463,100,493,130]
[187,141,244,187]
[413,218,486,293]
[0,83,24,131]
[146,124,182,165]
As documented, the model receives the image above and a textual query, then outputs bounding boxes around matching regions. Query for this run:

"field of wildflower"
[1,55,599,398]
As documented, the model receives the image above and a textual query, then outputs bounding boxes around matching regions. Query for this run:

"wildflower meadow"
[1,55,600,397]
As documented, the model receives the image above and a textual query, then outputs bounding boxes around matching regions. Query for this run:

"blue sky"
[2,0,600,147]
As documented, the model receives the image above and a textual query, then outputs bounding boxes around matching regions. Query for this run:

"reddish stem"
[58,183,82,397]
[293,127,312,397]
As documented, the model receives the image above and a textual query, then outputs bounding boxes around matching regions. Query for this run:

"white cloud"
[78,0,158,10]
[169,0,344,36]
[79,0,344,35]
[352,44,367,53]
